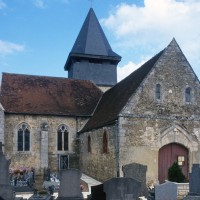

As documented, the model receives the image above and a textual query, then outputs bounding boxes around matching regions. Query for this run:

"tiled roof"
[64,8,121,70]
[80,49,164,132]
[0,73,102,116]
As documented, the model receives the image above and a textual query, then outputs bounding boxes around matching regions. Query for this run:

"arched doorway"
[158,143,188,183]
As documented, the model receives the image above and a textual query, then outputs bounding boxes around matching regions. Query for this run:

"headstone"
[155,181,177,200]
[189,164,200,196]
[0,142,15,200]
[57,169,83,200]
[90,184,106,200]
[183,164,200,200]
[122,162,148,197]
[103,177,142,200]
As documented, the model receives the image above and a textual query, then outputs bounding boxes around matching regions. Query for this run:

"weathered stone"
[57,169,83,200]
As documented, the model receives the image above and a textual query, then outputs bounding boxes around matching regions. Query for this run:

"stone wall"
[4,114,79,177]
[118,41,200,184]
[79,125,117,182]
[0,105,4,147]
[117,116,199,184]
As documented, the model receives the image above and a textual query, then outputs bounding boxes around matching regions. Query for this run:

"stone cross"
[0,142,4,152]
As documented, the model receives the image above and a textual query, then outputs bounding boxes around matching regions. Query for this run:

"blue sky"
[0,0,200,82]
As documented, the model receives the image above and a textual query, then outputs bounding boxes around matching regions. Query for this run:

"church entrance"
[158,143,188,183]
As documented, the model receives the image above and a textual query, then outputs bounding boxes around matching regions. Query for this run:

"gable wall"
[118,42,200,184]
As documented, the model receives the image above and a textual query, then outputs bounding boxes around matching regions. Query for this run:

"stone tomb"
[155,181,177,200]
[122,162,148,197]
[0,142,15,200]
[183,164,200,200]
[103,177,142,200]
[57,169,83,200]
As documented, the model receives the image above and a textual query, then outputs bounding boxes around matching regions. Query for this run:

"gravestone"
[57,168,83,200]
[122,162,148,197]
[90,184,106,200]
[0,142,15,200]
[103,177,142,200]
[183,164,200,200]
[155,181,177,200]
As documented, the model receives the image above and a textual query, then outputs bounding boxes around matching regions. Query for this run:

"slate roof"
[0,73,102,116]
[79,49,164,133]
[64,8,121,70]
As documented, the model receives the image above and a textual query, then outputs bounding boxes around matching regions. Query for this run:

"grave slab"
[0,142,15,200]
[103,177,142,200]
[57,169,83,200]
[122,162,148,197]
[155,181,177,200]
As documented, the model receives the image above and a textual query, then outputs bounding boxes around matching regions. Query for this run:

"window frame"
[185,87,192,103]
[88,135,91,153]
[155,83,161,101]
[57,124,69,151]
[17,123,30,152]
[103,131,108,154]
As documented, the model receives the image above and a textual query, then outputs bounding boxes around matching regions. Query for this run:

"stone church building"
[1,8,200,186]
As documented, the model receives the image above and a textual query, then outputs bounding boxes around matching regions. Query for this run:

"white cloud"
[102,0,200,80]
[33,0,46,9]
[117,60,146,82]
[0,0,6,9]
[0,40,25,55]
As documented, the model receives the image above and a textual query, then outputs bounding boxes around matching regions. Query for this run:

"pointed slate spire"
[64,8,121,87]
[65,8,121,70]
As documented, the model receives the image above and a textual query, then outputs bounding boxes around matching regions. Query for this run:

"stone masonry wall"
[4,114,78,176]
[79,125,117,182]
[0,105,4,146]
[118,40,200,184]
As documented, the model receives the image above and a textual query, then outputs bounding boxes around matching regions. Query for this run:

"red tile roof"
[0,73,102,116]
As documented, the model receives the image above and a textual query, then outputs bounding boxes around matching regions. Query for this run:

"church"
[0,8,200,186]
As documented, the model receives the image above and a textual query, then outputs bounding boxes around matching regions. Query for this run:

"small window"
[17,123,30,151]
[57,124,68,151]
[88,135,91,153]
[185,87,191,103]
[103,131,108,154]
[156,84,161,100]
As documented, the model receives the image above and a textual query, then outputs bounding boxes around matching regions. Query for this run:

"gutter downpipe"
[115,119,120,177]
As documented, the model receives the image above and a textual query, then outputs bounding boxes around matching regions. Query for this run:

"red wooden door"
[158,143,188,183]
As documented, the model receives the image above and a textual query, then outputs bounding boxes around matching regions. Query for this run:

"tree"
[168,162,186,183]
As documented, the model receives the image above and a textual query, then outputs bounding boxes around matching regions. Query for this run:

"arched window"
[103,131,108,154]
[185,87,191,103]
[155,84,161,100]
[88,135,91,153]
[57,124,68,151]
[17,123,30,151]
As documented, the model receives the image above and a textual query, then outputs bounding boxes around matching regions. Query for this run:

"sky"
[0,0,200,82]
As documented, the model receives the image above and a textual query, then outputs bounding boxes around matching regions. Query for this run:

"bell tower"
[64,8,121,90]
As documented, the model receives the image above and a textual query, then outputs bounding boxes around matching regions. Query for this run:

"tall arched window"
[103,131,108,154]
[88,135,91,153]
[57,124,68,151]
[155,84,161,100]
[185,87,191,103]
[17,123,30,151]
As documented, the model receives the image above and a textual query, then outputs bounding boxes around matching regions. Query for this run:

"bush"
[168,162,186,183]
